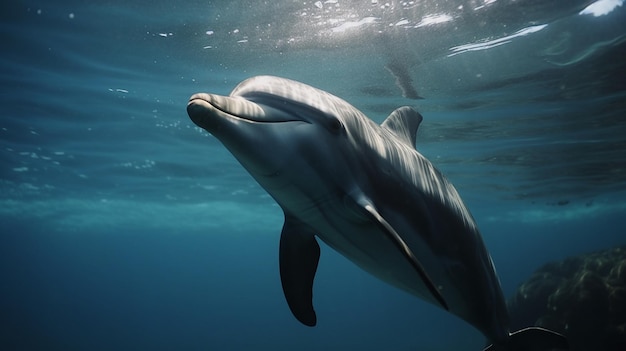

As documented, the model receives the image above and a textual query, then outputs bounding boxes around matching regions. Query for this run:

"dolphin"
[186,75,568,350]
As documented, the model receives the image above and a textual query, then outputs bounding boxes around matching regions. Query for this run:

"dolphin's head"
[187,76,369,190]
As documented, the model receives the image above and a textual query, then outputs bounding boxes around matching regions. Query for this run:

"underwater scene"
[1,0,625,350]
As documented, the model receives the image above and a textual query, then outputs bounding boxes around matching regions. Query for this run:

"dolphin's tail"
[483,327,568,351]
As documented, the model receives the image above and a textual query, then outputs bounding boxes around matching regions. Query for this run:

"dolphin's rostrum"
[187,76,568,350]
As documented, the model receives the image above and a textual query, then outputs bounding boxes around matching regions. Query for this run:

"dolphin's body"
[187,76,568,350]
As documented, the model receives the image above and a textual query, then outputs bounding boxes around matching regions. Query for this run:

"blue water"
[1,0,625,350]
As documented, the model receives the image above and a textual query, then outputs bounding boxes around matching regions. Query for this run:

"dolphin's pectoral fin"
[354,196,449,311]
[381,106,423,149]
[279,214,320,327]
[483,327,569,351]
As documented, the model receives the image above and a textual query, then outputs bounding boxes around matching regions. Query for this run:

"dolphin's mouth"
[187,92,304,178]
[187,93,304,128]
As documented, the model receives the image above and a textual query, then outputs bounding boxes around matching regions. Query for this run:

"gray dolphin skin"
[187,76,568,350]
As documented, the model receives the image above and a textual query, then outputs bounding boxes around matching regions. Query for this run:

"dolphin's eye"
[329,118,343,133]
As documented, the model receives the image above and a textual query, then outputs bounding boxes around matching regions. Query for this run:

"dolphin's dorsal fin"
[279,214,320,327]
[381,106,423,149]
